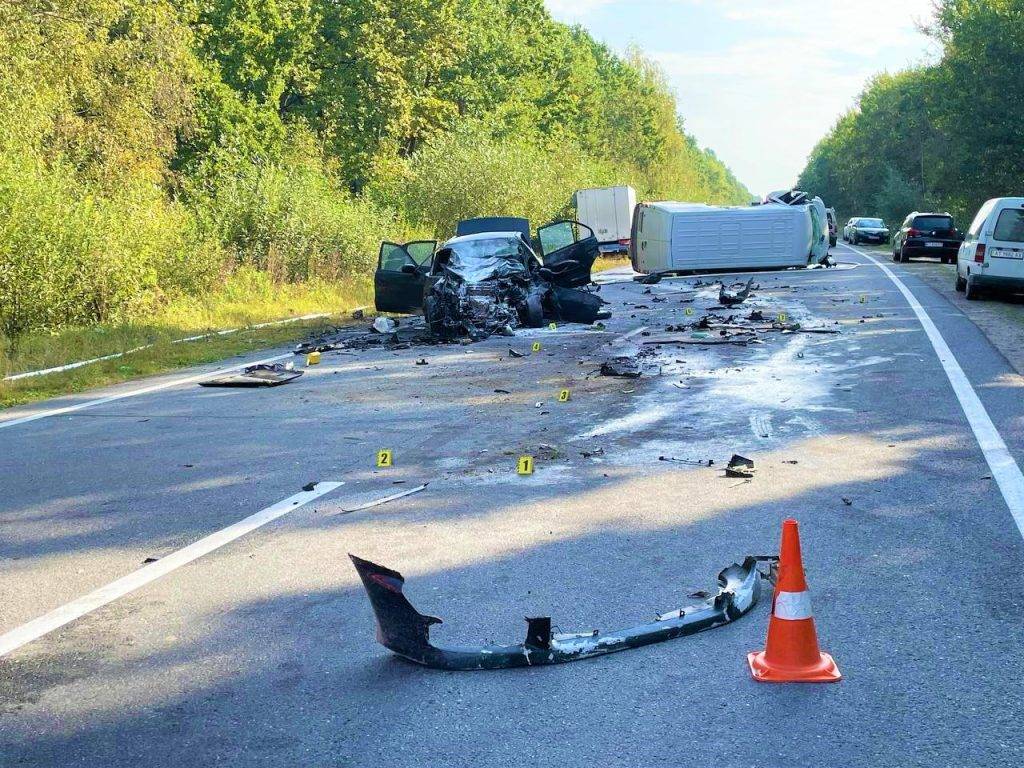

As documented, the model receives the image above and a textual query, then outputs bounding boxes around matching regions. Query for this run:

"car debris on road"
[349,553,773,670]
[198,362,303,388]
[725,454,755,479]
[719,278,755,306]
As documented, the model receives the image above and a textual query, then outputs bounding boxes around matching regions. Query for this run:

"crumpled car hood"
[441,251,529,284]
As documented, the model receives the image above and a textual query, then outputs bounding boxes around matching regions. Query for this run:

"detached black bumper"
[350,554,773,670]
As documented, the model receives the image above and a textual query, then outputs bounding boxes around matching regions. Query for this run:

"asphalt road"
[3,243,1024,767]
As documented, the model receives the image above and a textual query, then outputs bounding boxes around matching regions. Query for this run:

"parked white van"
[956,197,1024,300]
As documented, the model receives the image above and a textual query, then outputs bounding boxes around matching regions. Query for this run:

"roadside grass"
[592,255,631,273]
[0,274,372,409]
[2,258,627,410]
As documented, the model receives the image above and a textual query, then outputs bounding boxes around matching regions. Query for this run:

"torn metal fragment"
[725,454,755,478]
[199,363,302,388]
[600,357,642,378]
[719,278,754,306]
[349,554,771,670]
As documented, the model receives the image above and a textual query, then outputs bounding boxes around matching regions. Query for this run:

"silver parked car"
[843,217,890,245]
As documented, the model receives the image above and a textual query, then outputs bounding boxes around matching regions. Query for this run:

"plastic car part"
[199,363,302,388]
[349,554,772,670]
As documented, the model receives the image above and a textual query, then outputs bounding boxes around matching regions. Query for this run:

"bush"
[0,145,217,338]
[187,131,406,282]
[371,123,620,238]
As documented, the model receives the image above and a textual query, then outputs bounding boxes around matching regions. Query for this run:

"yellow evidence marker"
[859,294,868,303]
[532,342,542,353]
[777,312,788,323]
[558,389,571,402]
[517,455,535,475]
[376,449,393,468]
[685,307,694,316]
[548,322,557,330]
[306,351,321,365]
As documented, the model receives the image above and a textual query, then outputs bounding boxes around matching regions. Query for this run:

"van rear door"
[985,203,1024,279]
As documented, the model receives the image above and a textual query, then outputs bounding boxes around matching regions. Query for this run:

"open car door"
[374,240,436,313]
[537,221,599,288]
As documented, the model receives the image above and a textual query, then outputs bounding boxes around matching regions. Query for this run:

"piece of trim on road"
[332,483,428,516]
[846,243,1024,539]
[0,353,292,431]
[0,481,343,658]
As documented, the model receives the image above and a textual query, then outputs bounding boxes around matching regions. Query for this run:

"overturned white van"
[629,196,826,274]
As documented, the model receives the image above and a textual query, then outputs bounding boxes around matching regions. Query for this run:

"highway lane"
[3,250,1024,767]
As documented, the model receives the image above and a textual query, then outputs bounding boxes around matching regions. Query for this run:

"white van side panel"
[634,203,813,273]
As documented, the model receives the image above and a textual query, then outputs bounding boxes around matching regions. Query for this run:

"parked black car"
[891,212,963,264]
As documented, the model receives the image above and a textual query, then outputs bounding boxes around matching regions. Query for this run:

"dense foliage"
[798,0,1024,227]
[0,0,748,339]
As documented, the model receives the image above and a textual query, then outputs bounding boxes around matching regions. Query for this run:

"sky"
[545,0,939,196]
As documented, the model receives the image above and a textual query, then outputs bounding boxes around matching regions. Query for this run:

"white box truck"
[573,186,637,253]
[629,201,818,274]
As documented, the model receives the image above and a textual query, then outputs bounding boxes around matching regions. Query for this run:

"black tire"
[898,247,909,263]
[523,292,544,328]
[424,296,444,335]
[851,234,858,245]
[955,272,966,292]
[965,273,981,300]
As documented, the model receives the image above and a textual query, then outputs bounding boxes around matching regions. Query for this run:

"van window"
[993,209,1024,243]
[968,201,996,237]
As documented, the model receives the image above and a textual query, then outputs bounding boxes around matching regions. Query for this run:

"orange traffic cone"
[748,518,841,682]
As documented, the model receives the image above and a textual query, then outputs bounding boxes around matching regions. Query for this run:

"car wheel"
[955,272,966,292]
[851,234,858,245]
[898,247,909,263]
[965,274,981,300]
[523,292,544,328]
[424,296,444,335]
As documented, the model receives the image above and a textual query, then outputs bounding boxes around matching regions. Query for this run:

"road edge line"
[0,481,343,658]
[845,244,1024,538]
[0,352,292,431]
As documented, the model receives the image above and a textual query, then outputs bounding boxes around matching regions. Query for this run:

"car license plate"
[925,242,942,248]
[992,248,1024,259]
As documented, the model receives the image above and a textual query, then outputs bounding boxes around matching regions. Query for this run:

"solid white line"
[847,244,1024,538]
[0,481,343,658]
[0,353,292,431]
[4,313,329,382]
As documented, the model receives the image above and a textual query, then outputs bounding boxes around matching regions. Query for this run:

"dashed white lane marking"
[0,482,343,658]
[846,243,1024,539]
[0,352,291,431]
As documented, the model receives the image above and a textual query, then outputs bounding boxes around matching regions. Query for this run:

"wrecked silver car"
[349,553,773,670]
[374,218,606,340]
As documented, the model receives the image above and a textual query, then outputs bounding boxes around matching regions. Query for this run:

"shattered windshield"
[437,237,530,282]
